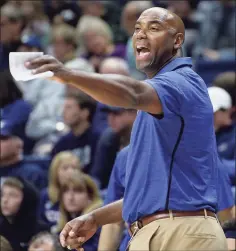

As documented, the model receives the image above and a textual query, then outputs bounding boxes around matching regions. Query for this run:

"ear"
[174,33,184,50]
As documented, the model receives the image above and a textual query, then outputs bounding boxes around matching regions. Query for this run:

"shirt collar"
[157,57,192,75]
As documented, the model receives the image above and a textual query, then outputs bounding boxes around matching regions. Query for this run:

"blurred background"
[0,1,235,251]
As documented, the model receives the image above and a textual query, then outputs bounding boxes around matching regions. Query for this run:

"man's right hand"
[59,213,99,250]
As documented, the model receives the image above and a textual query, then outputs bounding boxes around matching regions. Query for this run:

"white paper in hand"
[9,52,54,81]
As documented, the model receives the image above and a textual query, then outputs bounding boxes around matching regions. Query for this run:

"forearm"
[218,206,235,225]
[91,199,123,227]
[61,70,141,109]
[98,222,124,251]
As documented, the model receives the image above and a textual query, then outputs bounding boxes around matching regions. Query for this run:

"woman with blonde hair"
[57,173,103,251]
[38,151,81,232]
[77,15,126,71]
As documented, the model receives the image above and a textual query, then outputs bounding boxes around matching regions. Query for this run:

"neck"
[71,121,90,136]
[146,54,179,79]
[6,216,14,224]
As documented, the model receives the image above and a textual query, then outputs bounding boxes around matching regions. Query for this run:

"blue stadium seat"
[194,59,236,87]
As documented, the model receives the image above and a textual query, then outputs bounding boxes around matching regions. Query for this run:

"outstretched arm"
[26,55,162,115]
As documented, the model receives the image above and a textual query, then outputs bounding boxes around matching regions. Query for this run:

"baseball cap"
[208,86,232,113]
[21,35,42,50]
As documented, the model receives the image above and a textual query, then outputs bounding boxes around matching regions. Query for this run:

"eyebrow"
[135,20,165,27]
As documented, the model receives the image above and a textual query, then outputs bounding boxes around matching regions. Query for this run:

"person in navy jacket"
[0,177,49,251]
[0,70,33,154]
[0,71,45,189]
[51,91,100,175]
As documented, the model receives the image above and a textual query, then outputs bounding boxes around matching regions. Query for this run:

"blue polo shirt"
[123,57,219,223]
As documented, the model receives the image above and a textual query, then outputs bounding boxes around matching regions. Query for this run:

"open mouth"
[136,46,151,60]
[136,46,150,55]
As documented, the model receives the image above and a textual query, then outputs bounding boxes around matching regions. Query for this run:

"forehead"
[2,185,21,194]
[137,8,169,24]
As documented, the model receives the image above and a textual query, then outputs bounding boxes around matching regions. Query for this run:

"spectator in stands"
[91,58,136,189]
[18,59,94,157]
[78,1,106,18]
[28,232,64,251]
[92,57,131,135]
[213,72,236,119]
[0,70,33,154]
[212,73,236,198]
[0,235,13,251]
[65,58,95,73]
[39,151,81,233]
[18,35,43,53]
[43,0,81,28]
[77,15,126,71]
[78,1,127,44]
[92,106,136,190]
[57,173,103,251]
[98,146,130,251]
[0,136,23,167]
[19,1,50,48]
[0,71,45,189]
[50,23,78,63]
[0,177,48,251]
[51,91,99,174]
[193,0,236,60]
[208,86,235,160]
[208,86,235,200]
[15,76,65,149]
[0,3,25,70]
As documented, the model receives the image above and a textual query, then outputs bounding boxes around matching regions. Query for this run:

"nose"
[136,29,147,40]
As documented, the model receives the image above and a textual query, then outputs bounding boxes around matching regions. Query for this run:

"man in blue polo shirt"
[26,7,227,251]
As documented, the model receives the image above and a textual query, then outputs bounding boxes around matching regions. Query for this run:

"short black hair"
[0,70,22,108]
[66,91,97,123]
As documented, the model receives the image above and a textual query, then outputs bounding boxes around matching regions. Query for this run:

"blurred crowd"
[0,1,235,251]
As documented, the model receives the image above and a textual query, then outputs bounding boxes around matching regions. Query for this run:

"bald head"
[140,7,185,39]
[99,57,129,76]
